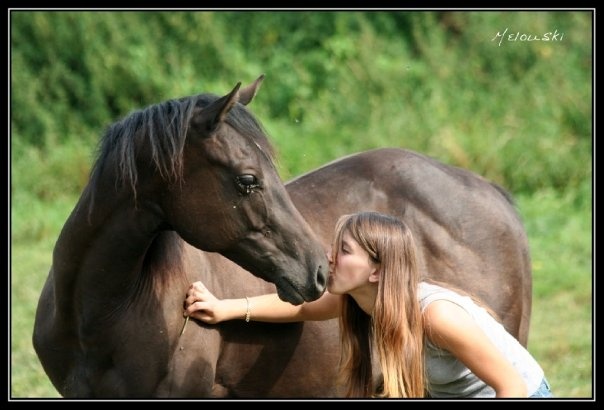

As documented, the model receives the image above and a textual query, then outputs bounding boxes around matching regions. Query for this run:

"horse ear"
[191,82,241,134]
[239,74,265,106]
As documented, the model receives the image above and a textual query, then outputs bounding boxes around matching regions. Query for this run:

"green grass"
[11,241,62,398]
[10,196,75,399]
[517,183,593,398]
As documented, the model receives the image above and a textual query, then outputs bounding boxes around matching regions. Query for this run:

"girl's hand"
[183,281,224,324]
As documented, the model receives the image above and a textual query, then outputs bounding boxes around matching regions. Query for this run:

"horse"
[33,76,532,398]
[32,75,328,397]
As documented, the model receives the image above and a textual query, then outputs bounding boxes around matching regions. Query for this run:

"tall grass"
[517,179,592,398]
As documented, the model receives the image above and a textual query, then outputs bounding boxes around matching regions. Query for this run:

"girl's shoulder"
[418,281,469,312]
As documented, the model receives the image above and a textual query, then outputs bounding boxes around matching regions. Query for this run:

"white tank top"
[419,282,544,398]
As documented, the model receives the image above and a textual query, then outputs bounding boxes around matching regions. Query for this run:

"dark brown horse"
[33,77,531,398]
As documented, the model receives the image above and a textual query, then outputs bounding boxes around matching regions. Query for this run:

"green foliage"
[518,180,592,300]
[11,11,591,193]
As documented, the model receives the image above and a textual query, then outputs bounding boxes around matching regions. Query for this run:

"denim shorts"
[530,377,553,398]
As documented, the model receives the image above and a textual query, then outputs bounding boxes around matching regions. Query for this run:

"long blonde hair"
[334,212,425,398]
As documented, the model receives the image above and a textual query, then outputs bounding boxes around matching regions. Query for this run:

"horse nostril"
[316,265,327,290]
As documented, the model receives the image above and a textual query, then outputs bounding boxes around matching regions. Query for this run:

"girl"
[183,211,552,398]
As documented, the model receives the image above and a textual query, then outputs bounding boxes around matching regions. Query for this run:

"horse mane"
[86,93,276,214]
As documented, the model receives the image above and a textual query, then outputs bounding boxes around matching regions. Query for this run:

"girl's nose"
[326,249,333,262]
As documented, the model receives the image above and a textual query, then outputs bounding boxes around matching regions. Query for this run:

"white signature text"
[492,28,564,46]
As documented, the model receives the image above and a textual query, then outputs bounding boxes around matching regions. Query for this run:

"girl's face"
[327,232,378,295]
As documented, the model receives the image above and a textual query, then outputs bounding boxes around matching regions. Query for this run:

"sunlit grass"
[11,240,61,398]
[517,183,593,398]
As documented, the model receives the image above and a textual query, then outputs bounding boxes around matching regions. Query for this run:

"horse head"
[154,76,328,304]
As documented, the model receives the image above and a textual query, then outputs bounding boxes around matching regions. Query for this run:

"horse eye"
[237,174,257,186]
[236,174,259,194]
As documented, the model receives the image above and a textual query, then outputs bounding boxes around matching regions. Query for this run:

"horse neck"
[52,178,167,323]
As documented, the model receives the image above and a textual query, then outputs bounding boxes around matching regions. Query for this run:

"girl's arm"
[423,300,529,398]
[184,281,342,324]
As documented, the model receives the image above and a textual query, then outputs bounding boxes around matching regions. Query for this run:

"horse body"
[33,78,531,398]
